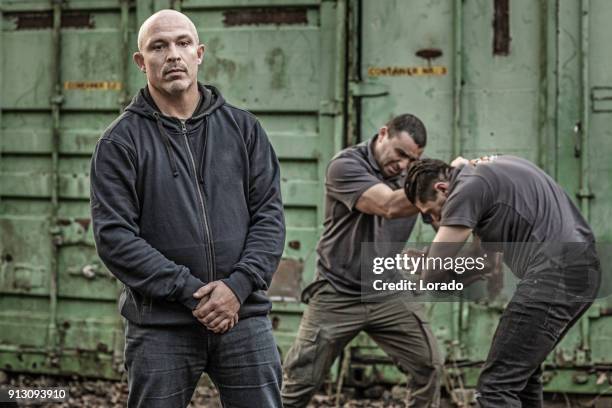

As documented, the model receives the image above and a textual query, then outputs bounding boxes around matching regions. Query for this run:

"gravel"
[2,372,610,407]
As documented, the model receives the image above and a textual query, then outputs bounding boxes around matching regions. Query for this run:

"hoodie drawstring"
[153,112,180,177]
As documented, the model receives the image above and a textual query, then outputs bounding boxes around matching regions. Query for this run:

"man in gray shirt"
[282,114,442,408]
[405,156,600,407]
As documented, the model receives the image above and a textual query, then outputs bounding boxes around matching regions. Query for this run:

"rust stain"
[268,258,303,299]
[265,48,287,90]
[204,37,237,80]
[6,11,94,30]
[96,343,110,353]
[223,8,308,27]
[75,218,91,231]
[271,316,280,330]
[493,0,511,55]
[57,218,72,226]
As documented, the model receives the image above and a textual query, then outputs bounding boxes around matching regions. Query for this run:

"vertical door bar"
[317,0,346,233]
[452,0,463,160]
[452,0,464,346]
[119,0,131,111]
[579,0,592,355]
[0,5,4,194]
[48,0,64,366]
[538,0,559,174]
[333,0,346,156]
[579,0,592,220]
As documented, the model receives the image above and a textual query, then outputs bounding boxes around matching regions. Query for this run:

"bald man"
[91,10,285,408]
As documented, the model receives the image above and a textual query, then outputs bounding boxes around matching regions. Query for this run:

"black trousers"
[476,258,600,408]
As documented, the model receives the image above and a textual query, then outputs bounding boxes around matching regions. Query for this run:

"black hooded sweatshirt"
[90,83,285,325]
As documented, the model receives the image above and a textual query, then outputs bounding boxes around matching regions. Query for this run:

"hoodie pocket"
[212,238,247,278]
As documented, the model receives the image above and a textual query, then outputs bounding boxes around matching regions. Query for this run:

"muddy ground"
[1,372,610,407]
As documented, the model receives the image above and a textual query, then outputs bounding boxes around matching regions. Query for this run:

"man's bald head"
[133,9,204,99]
[137,9,199,52]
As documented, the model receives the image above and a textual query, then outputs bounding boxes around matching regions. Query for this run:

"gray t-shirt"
[441,155,595,277]
[315,138,418,295]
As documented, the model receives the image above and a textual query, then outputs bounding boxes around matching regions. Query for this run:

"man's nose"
[166,43,181,61]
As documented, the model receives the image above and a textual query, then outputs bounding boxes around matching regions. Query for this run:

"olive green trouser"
[281,280,442,408]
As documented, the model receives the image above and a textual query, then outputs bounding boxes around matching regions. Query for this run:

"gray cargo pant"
[281,280,442,408]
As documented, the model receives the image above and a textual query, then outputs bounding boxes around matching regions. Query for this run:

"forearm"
[384,189,420,219]
[357,185,419,219]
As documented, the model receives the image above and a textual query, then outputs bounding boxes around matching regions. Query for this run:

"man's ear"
[378,125,389,141]
[196,44,205,65]
[433,181,449,195]
[133,52,145,72]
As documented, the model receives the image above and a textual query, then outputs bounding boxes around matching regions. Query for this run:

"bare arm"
[421,225,473,283]
[355,183,419,219]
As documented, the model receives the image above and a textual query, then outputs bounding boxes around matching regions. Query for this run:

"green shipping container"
[0,0,611,396]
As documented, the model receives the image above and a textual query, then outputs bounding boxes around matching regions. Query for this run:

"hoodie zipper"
[181,120,215,283]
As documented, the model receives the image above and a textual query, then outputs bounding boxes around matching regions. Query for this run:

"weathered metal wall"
[0,0,344,379]
[1,0,611,396]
